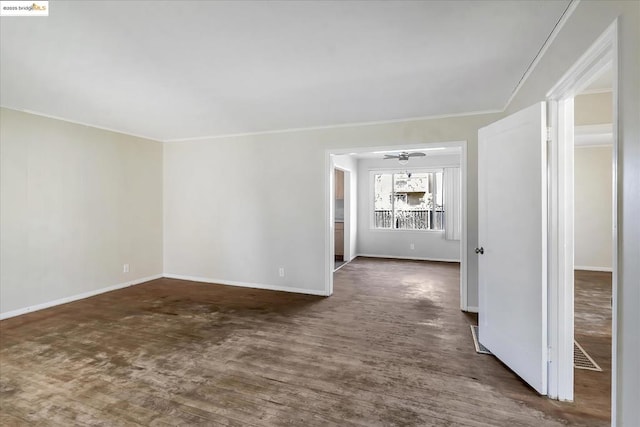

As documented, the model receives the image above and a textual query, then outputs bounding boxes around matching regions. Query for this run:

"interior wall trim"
[355,254,461,263]
[0,274,164,320]
[574,266,613,272]
[162,274,330,297]
[0,106,161,143]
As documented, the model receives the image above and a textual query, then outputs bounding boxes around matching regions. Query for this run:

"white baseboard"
[465,306,479,313]
[163,273,330,297]
[356,253,460,263]
[0,274,163,320]
[574,266,613,272]
[333,260,349,272]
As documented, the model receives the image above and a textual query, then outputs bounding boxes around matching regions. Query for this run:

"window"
[373,171,444,230]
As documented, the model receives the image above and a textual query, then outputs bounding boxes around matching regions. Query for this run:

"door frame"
[546,19,618,413]
[333,166,351,266]
[324,140,468,309]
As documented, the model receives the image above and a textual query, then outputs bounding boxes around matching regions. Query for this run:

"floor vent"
[470,326,602,372]
[470,325,493,355]
[574,341,602,371]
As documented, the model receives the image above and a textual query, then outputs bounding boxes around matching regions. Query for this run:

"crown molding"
[504,0,580,109]
[0,105,162,143]
[164,109,502,143]
[577,87,613,96]
[574,123,613,146]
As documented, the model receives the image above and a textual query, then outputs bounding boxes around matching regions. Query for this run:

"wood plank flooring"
[574,270,612,420]
[0,258,610,426]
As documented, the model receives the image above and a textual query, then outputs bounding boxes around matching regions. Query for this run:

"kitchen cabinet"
[335,169,344,200]
[335,222,344,257]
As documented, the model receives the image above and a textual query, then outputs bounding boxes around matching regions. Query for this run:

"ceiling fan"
[383,151,426,165]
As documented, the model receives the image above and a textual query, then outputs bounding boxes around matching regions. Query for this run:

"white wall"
[163,113,499,303]
[574,89,613,271]
[333,155,358,261]
[356,154,460,261]
[506,1,639,423]
[0,108,164,317]
[574,146,613,270]
[575,92,613,126]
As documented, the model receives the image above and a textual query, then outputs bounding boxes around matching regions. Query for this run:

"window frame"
[369,168,445,233]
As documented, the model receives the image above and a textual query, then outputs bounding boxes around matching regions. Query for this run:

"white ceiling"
[0,1,570,141]
[581,66,613,93]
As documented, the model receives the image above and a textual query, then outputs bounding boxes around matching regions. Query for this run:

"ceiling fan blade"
[384,155,399,159]
[408,152,426,157]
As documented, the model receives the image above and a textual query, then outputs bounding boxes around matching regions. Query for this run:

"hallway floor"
[573,269,612,420]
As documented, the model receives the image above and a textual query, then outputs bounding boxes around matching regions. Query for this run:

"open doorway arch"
[324,140,469,310]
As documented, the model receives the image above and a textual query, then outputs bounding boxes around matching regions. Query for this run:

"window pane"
[372,171,445,231]
[394,173,429,195]
[394,173,430,230]
[373,174,393,228]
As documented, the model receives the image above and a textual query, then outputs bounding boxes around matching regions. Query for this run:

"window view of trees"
[373,171,444,230]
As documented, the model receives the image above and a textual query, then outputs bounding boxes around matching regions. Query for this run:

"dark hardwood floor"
[574,270,612,421]
[0,258,610,426]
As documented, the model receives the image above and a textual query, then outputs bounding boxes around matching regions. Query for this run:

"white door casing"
[478,102,548,395]
[545,20,617,404]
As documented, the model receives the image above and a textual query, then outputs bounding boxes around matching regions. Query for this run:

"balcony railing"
[374,209,444,230]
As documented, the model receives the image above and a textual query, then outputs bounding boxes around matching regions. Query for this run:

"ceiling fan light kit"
[383,151,426,165]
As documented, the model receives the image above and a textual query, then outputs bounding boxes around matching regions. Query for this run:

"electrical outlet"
[410,243,415,250]
[123,264,129,273]
[278,267,285,277]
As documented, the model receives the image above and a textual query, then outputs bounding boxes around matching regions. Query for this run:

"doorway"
[546,20,617,420]
[325,141,468,307]
[334,167,347,271]
[475,24,618,414]
[571,72,614,419]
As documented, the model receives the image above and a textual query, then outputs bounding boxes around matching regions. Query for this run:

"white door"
[478,102,548,395]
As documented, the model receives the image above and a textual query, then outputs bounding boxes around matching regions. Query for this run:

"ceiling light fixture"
[373,147,446,154]
[383,151,426,164]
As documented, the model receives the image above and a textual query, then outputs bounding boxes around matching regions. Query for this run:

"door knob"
[475,247,484,255]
